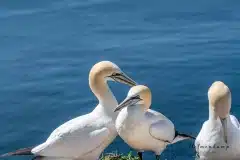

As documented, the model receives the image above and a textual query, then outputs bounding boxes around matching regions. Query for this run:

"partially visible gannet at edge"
[1,61,137,160]
[195,81,240,160]
[114,85,195,160]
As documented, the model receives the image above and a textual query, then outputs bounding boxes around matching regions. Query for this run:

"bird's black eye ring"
[111,73,122,77]
[132,95,141,100]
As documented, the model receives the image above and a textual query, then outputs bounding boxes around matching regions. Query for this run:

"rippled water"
[1,0,240,159]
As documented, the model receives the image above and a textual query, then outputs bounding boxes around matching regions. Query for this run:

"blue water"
[1,0,240,159]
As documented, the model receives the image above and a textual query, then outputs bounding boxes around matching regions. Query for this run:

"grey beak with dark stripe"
[109,72,137,87]
[220,118,228,144]
[114,95,142,112]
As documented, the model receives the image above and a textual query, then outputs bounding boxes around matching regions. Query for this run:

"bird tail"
[0,147,34,157]
[171,130,196,144]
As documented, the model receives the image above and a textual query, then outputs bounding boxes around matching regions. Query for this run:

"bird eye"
[112,73,122,77]
[132,95,141,100]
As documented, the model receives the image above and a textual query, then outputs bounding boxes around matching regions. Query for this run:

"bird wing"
[146,109,168,120]
[230,115,240,128]
[147,109,194,144]
[149,119,175,143]
[194,120,222,158]
[195,129,202,156]
[145,109,171,126]
[195,120,210,150]
[32,114,111,158]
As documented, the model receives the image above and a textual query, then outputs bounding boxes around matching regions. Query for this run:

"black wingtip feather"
[175,130,196,139]
[1,147,34,157]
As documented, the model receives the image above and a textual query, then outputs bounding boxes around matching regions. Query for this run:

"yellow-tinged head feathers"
[89,61,120,80]
[88,61,137,103]
[208,81,231,119]
[128,85,152,110]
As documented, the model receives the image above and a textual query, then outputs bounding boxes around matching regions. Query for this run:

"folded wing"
[230,115,240,129]
[32,116,110,158]
[149,120,175,143]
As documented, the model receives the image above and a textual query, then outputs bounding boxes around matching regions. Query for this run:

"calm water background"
[1,0,240,159]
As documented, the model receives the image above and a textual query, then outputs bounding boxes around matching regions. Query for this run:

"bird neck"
[89,74,117,108]
[137,101,149,112]
[128,104,145,119]
[209,105,218,120]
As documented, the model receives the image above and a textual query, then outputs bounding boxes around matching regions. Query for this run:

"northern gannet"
[114,85,195,160]
[1,61,137,160]
[195,81,240,159]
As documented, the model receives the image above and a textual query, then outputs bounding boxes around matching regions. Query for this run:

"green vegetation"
[101,152,140,160]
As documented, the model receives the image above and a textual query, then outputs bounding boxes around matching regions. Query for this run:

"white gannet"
[1,61,137,160]
[195,81,240,160]
[114,85,195,160]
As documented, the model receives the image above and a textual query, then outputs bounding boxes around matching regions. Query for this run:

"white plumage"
[1,61,137,160]
[114,85,194,160]
[195,81,240,159]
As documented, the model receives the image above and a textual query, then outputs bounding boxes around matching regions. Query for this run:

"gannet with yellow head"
[1,61,137,160]
[195,81,240,159]
[114,85,195,160]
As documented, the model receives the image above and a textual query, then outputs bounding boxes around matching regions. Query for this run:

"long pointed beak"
[114,95,142,112]
[111,72,137,87]
[220,118,228,144]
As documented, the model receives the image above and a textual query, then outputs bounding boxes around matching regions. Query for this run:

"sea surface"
[1,0,240,159]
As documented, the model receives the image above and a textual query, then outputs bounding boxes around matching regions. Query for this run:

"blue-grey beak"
[109,72,137,87]
[114,95,142,112]
[220,118,228,144]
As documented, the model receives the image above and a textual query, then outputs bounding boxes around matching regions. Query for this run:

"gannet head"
[208,81,231,119]
[89,61,137,87]
[114,85,151,112]
[208,81,231,144]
